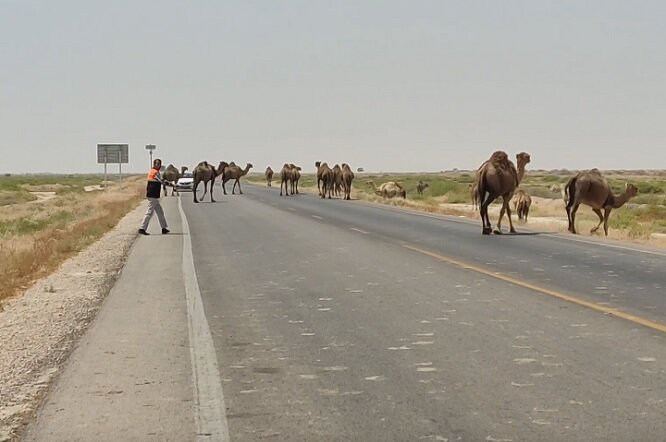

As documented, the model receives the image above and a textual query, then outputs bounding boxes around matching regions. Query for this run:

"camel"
[416,180,429,196]
[265,166,274,187]
[279,163,293,196]
[332,164,343,197]
[475,151,531,234]
[193,161,226,203]
[367,181,406,199]
[290,164,302,195]
[512,189,532,221]
[341,163,354,200]
[223,163,253,195]
[564,169,638,236]
[315,161,334,199]
[469,182,478,210]
[162,164,180,196]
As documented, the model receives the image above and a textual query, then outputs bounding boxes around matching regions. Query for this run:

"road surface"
[25,184,666,441]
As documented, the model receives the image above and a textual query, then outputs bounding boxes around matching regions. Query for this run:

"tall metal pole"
[146,144,156,167]
[104,153,108,190]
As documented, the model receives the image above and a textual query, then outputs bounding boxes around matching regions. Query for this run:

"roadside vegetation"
[0,175,143,305]
[248,169,666,243]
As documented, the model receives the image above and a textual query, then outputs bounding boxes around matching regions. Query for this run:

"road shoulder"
[22,197,194,442]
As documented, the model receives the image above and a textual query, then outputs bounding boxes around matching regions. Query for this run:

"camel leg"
[480,194,492,235]
[505,199,516,233]
[237,180,243,195]
[590,208,604,234]
[232,180,237,195]
[569,203,581,234]
[210,179,216,202]
[222,180,228,195]
[201,182,208,202]
[496,205,505,234]
[193,182,199,203]
[603,208,612,236]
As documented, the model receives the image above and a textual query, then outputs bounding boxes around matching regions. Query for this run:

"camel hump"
[489,150,509,166]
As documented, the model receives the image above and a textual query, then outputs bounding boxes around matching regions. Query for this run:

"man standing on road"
[138,158,170,235]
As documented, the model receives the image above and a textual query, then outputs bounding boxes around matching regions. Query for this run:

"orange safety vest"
[147,169,159,181]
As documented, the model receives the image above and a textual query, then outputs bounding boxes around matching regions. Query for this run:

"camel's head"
[315,161,321,168]
[625,183,639,198]
[247,163,253,169]
[516,152,531,167]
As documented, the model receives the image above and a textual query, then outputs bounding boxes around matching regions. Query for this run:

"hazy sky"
[2,0,665,173]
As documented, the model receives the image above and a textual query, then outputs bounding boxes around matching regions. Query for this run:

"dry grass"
[0,177,144,304]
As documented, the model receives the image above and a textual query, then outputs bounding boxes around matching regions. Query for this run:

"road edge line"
[179,197,231,441]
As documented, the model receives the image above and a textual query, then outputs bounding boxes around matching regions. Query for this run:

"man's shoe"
[162,228,170,234]
[138,229,150,235]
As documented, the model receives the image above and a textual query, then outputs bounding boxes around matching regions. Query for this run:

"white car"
[175,172,194,191]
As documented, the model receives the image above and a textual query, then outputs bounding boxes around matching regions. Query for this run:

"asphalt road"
[186,184,666,441]
[25,184,666,441]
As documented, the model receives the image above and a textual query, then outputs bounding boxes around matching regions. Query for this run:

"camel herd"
[163,151,640,237]
[472,151,639,236]
[158,161,254,203]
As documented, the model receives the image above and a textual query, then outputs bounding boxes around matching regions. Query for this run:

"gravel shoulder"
[0,203,144,442]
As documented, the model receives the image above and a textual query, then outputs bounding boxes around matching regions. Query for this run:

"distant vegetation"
[0,175,143,304]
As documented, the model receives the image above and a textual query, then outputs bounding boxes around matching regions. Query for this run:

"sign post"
[97,144,129,187]
[145,144,156,167]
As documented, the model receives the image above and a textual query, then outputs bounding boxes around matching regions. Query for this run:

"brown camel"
[265,166,274,187]
[341,163,354,200]
[332,164,343,197]
[315,161,325,196]
[223,163,253,195]
[162,164,180,196]
[564,170,638,236]
[290,164,302,195]
[367,181,406,199]
[279,163,293,196]
[316,162,334,199]
[475,151,531,234]
[469,182,479,210]
[416,180,429,196]
[193,161,226,203]
[512,189,532,221]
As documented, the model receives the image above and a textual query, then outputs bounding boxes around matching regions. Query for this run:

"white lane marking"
[312,215,323,220]
[350,227,369,234]
[178,198,231,441]
[542,233,666,257]
[288,207,296,211]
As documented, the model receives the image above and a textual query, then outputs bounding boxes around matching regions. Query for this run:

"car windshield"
[181,172,193,178]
